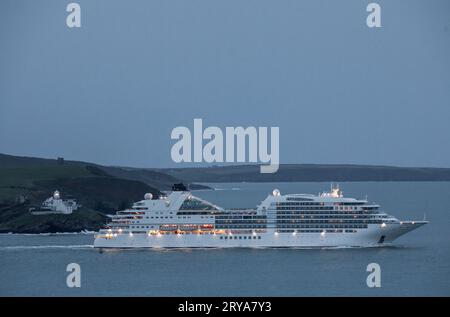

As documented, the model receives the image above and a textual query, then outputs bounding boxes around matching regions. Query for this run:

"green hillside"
[159,164,450,183]
[0,154,161,233]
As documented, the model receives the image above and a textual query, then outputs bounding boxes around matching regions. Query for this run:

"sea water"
[0,182,449,296]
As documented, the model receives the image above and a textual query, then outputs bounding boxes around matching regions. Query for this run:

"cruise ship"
[94,184,427,248]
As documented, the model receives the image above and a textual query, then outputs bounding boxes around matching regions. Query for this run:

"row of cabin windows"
[276,207,333,210]
[118,228,357,234]
[215,220,267,224]
[276,215,385,219]
[275,210,378,215]
[276,206,360,211]
[277,219,382,224]
[139,216,214,220]
[215,215,266,220]
[285,198,314,202]
[177,212,219,215]
[276,224,368,229]
[277,202,325,206]
[220,236,261,240]
[126,210,175,214]
[216,225,266,229]
[278,201,365,206]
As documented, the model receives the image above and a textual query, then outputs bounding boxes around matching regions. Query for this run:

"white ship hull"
[94,222,426,249]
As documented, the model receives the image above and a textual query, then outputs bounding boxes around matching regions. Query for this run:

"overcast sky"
[1,0,449,168]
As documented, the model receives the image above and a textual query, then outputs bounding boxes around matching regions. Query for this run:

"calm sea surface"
[1,182,449,296]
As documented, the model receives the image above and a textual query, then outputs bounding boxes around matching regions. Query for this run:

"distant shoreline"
[156,164,450,183]
[3,152,450,183]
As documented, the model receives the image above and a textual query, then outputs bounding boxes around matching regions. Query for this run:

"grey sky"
[1,0,449,168]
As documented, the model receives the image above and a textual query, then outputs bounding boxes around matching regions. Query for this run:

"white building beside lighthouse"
[30,190,80,215]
